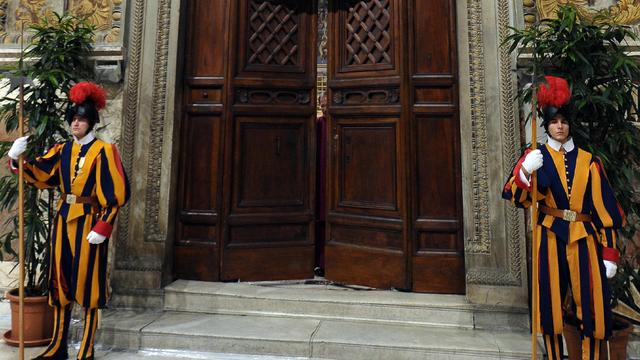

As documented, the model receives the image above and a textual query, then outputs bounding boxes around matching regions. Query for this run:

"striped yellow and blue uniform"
[503,143,623,359]
[20,137,130,310]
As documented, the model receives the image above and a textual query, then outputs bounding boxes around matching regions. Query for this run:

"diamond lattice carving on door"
[346,0,391,65]
[248,0,300,66]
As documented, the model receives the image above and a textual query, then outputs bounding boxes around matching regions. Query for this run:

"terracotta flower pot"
[608,321,634,360]
[2,288,54,347]
[563,318,633,360]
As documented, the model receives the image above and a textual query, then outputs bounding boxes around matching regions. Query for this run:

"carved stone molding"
[466,268,520,286]
[464,0,524,287]
[498,0,525,287]
[332,87,399,105]
[522,0,537,26]
[463,0,491,256]
[235,88,311,105]
[114,257,162,272]
[115,0,144,270]
[142,0,172,243]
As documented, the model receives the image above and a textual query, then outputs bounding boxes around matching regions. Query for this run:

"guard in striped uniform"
[502,76,624,360]
[8,82,130,360]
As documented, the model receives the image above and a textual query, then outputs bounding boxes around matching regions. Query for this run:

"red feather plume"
[69,82,107,110]
[537,76,570,109]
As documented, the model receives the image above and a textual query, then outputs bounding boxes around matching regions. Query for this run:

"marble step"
[163,280,529,331]
[88,309,537,360]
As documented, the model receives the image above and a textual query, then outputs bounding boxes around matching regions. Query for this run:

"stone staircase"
[78,279,552,359]
[163,280,529,331]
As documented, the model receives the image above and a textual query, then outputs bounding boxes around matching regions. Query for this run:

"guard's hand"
[87,231,106,245]
[604,260,617,279]
[522,149,543,174]
[8,136,28,160]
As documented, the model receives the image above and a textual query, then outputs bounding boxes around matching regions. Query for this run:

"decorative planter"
[2,288,53,347]
[564,317,633,360]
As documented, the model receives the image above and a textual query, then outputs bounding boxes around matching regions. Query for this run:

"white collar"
[546,135,574,153]
[73,132,95,145]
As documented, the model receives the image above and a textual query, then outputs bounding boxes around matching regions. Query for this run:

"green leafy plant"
[0,13,94,296]
[503,5,640,325]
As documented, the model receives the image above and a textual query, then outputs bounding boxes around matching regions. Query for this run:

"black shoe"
[31,347,68,360]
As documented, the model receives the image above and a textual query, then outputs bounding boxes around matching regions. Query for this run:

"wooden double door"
[174,0,464,293]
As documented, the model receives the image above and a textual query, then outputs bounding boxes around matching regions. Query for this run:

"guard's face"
[71,115,90,139]
[547,115,570,143]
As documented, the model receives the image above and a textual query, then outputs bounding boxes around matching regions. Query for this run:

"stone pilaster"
[457,0,529,308]
[112,0,181,308]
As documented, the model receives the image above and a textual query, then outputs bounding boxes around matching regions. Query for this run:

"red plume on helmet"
[69,81,106,110]
[66,82,107,129]
[537,76,570,109]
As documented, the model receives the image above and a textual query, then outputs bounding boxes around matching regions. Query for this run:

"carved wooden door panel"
[325,0,464,293]
[221,0,317,281]
[325,0,408,289]
[174,0,229,281]
[175,0,462,292]
[408,0,464,294]
[175,0,317,282]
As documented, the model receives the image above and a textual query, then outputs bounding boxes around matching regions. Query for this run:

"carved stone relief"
[13,0,54,37]
[525,0,640,27]
[0,0,123,44]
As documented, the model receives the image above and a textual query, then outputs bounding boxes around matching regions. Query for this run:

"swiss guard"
[8,82,130,360]
[502,76,624,359]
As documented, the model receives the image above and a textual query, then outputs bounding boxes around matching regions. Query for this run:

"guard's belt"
[61,193,99,207]
[539,205,592,222]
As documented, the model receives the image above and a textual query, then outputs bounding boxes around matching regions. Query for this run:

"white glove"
[8,136,28,160]
[521,149,543,174]
[87,231,106,245]
[604,260,617,279]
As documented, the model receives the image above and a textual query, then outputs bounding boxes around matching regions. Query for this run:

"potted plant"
[504,4,640,359]
[0,13,94,346]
